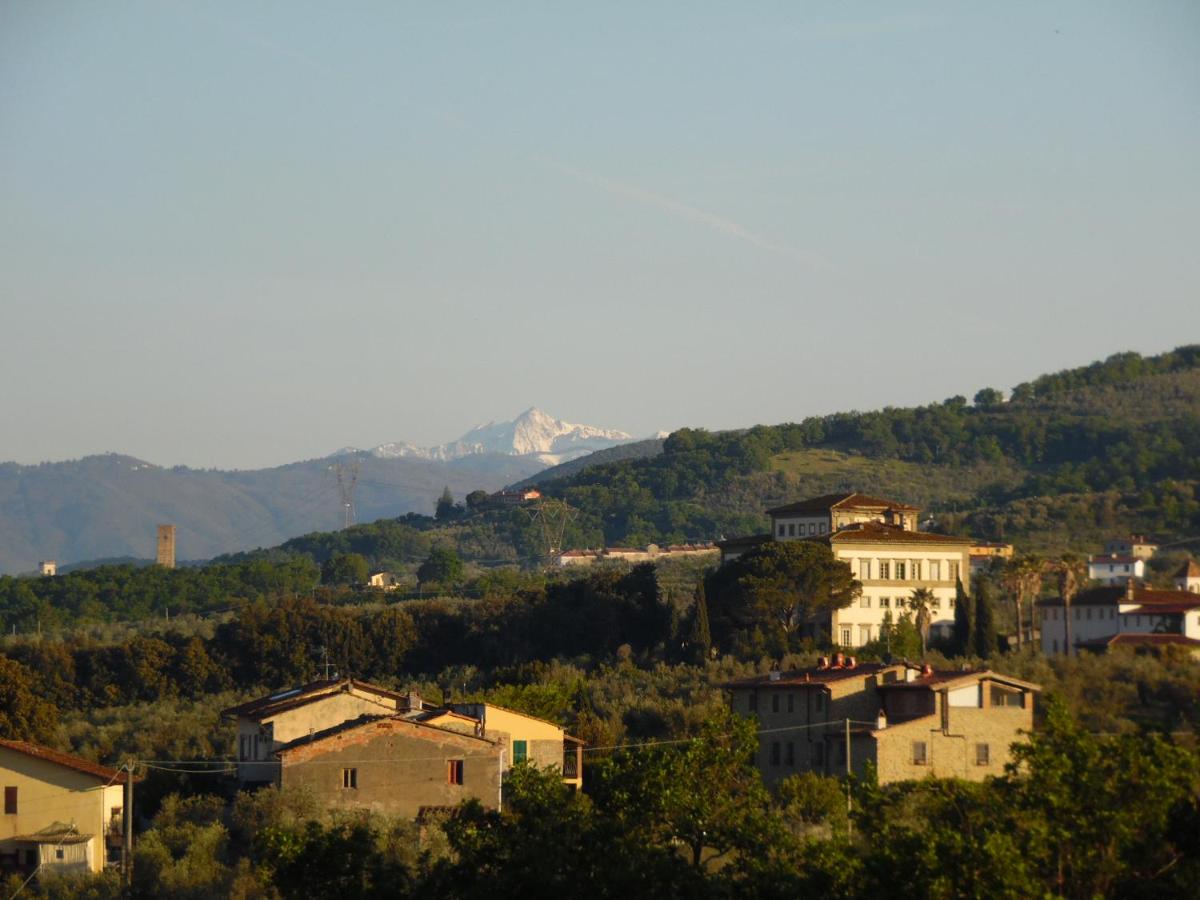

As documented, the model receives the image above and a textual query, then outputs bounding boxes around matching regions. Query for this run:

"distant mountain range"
[0,408,643,574]
[346,407,635,466]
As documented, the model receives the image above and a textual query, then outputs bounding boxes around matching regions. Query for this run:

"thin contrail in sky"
[544,159,830,269]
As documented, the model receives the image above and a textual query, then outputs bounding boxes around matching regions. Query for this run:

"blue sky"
[2,1,1197,468]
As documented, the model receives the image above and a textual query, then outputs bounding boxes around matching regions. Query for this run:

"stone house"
[222,678,424,784]
[273,716,504,818]
[726,656,1038,787]
[0,740,131,878]
[717,492,974,648]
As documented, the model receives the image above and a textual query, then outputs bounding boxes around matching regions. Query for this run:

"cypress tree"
[692,581,712,662]
[953,577,972,656]
[973,578,997,659]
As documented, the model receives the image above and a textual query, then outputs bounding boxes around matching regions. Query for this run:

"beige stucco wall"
[279,720,502,819]
[454,705,565,772]
[0,749,123,874]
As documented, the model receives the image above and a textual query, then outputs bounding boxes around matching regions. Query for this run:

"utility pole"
[845,718,853,833]
[122,762,134,888]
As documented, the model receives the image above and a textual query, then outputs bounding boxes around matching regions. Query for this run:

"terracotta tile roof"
[1089,555,1141,566]
[221,678,409,721]
[274,714,497,757]
[876,669,1040,692]
[767,492,919,517]
[0,740,129,784]
[1039,585,1200,608]
[1080,633,1200,649]
[715,534,772,549]
[724,662,899,689]
[1127,602,1200,615]
[1175,559,1200,578]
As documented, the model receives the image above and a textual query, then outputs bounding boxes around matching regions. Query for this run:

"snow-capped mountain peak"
[369,408,634,465]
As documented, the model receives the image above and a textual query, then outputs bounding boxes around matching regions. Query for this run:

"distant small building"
[1104,534,1158,560]
[969,542,1013,560]
[726,658,1039,787]
[367,572,400,591]
[491,488,542,506]
[1087,554,1145,586]
[0,740,132,877]
[155,524,176,569]
[1037,582,1200,656]
[556,543,718,567]
[37,561,56,577]
[1174,559,1200,594]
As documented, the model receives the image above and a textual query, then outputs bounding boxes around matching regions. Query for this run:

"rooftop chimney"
[1126,578,1136,601]
[876,709,887,730]
[768,670,781,682]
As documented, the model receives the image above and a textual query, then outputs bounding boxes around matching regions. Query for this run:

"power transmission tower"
[330,459,360,529]
[524,497,577,564]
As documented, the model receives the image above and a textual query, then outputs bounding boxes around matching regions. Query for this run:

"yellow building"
[441,703,583,789]
[727,658,1039,786]
[0,741,130,878]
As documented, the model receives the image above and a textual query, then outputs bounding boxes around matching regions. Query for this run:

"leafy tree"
[417,546,464,589]
[591,709,775,870]
[321,552,369,586]
[706,542,859,655]
[973,387,1004,408]
[775,772,849,839]
[465,489,490,510]
[0,654,61,743]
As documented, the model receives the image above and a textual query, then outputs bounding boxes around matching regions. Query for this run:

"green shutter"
[513,740,527,763]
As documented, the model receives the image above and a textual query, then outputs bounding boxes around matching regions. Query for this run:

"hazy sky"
[2,1,1198,469]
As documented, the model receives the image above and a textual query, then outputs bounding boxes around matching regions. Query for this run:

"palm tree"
[1053,554,1087,656]
[1002,556,1045,648]
[909,587,935,656]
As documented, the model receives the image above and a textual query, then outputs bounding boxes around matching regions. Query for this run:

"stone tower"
[156,524,176,569]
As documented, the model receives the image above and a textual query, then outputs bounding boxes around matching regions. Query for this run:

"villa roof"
[1079,633,1200,650]
[0,740,130,784]
[766,492,919,517]
[876,670,1040,693]
[274,714,497,758]
[827,522,972,546]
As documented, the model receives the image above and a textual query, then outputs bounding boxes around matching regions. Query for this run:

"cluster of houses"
[6,488,1199,883]
[556,542,718,566]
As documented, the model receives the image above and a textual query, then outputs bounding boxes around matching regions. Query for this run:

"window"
[772,694,780,713]
[990,686,1024,708]
[930,561,941,581]
[55,848,64,861]
[812,742,825,766]
[787,693,794,713]
[785,742,795,766]
[949,598,955,608]
[4,787,15,815]
[949,562,960,582]
[879,561,891,580]
[748,692,758,712]
[770,742,781,766]
[896,562,907,580]
[931,598,941,609]
[778,524,785,537]
[840,627,852,645]
[859,559,871,578]
[860,596,871,608]
[239,736,249,760]
[975,743,990,766]
[859,625,872,644]
[788,523,796,536]
[342,768,357,789]
[912,561,922,580]
[819,523,827,534]
[447,759,464,785]
[880,596,890,608]
[808,523,817,535]
[912,742,928,765]
[513,740,528,764]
